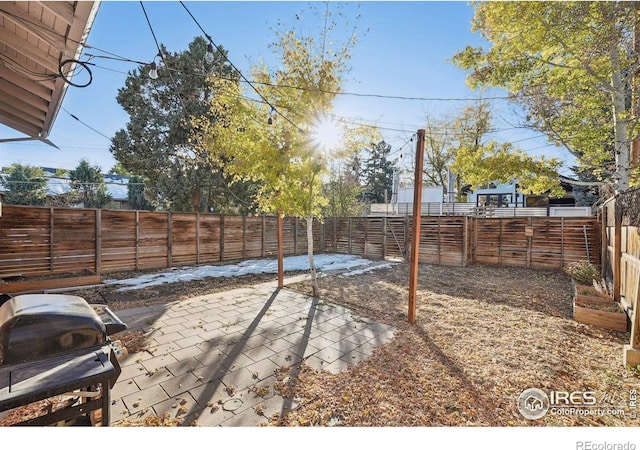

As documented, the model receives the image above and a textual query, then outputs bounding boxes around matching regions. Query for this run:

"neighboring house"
[465,180,576,208]
[0,2,100,217]
[466,181,526,208]
[103,174,130,209]
[1,167,131,209]
[369,178,591,217]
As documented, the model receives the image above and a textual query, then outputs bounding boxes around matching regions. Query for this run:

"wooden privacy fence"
[599,188,640,367]
[0,206,318,276]
[323,215,599,269]
[0,205,599,278]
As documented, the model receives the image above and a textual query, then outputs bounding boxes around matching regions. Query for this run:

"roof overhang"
[0,1,100,144]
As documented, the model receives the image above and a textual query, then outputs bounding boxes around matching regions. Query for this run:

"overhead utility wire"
[179,1,304,133]
[388,133,418,159]
[0,7,147,65]
[140,2,192,123]
[60,107,112,141]
[0,6,517,104]
[252,80,514,102]
[83,53,148,66]
[139,2,259,209]
[147,64,515,103]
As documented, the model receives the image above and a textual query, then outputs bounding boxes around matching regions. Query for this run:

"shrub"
[564,260,600,285]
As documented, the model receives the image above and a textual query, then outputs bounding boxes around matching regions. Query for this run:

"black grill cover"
[0,294,107,366]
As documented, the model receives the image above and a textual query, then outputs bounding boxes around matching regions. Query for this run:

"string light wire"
[179,1,305,133]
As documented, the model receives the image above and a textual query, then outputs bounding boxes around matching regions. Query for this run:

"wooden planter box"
[572,283,628,332]
[0,271,101,294]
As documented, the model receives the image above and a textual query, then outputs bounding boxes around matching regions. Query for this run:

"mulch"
[2,261,638,427]
[270,263,640,426]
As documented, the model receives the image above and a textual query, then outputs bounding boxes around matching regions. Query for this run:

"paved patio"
[110,275,396,426]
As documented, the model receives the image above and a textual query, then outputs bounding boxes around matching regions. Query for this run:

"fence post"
[437,217,441,264]
[49,208,55,272]
[473,217,479,264]
[348,217,353,254]
[404,214,409,258]
[625,305,640,368]
[560,217,564,268]
[220,214,225,262]
[613,200,622,303]
[95,209,101,275]
[527,216,533,268]
[135,211,140,270]
[293,217,298,255]
[243,215,247,259]
[196,212,201,265]
[462,216,468,267]
[498,218,503,265]
[600,205,608,279]
[382,217,387,259]
[262,215,266,258]
[364,218,368,256]
[167,211,173,268]
[277,213,283,288]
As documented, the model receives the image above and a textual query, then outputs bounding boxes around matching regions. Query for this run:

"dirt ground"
[277,263,640,426]
[5,261,639,427]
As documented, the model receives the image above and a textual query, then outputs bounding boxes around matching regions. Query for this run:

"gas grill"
[0,294,127,426]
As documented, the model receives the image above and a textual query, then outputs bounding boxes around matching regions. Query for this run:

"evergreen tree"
[127,176,153,211]
[110,36,258,213]
[109,162,131,176]
[362,140,395,203]
[69,159,112,208]
[2,164,48,206]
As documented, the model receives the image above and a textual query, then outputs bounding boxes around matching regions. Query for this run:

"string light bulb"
[147,51,162,80]
[267,107,275,125]
[205,43,215,63]
[148,61,158,79]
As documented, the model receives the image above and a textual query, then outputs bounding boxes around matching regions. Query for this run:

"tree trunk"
[610,46,631,193]
[191,186,202,213]
[306,171,320,298]
[307,215,320,298]
[632,0,640,166]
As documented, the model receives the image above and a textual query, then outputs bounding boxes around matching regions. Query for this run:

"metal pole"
[583,225,590,263]
[408,129,426,324]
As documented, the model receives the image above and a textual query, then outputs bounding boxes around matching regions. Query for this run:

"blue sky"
[0,1,576,176]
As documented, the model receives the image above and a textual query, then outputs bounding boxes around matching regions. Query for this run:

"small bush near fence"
[563,260,600,285]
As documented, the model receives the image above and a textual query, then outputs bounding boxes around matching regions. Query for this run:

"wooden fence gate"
[599,188,640,368]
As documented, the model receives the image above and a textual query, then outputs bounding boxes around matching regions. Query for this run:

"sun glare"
[311,116,344,151]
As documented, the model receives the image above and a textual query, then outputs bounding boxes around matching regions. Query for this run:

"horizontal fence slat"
[0,205,601,281]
